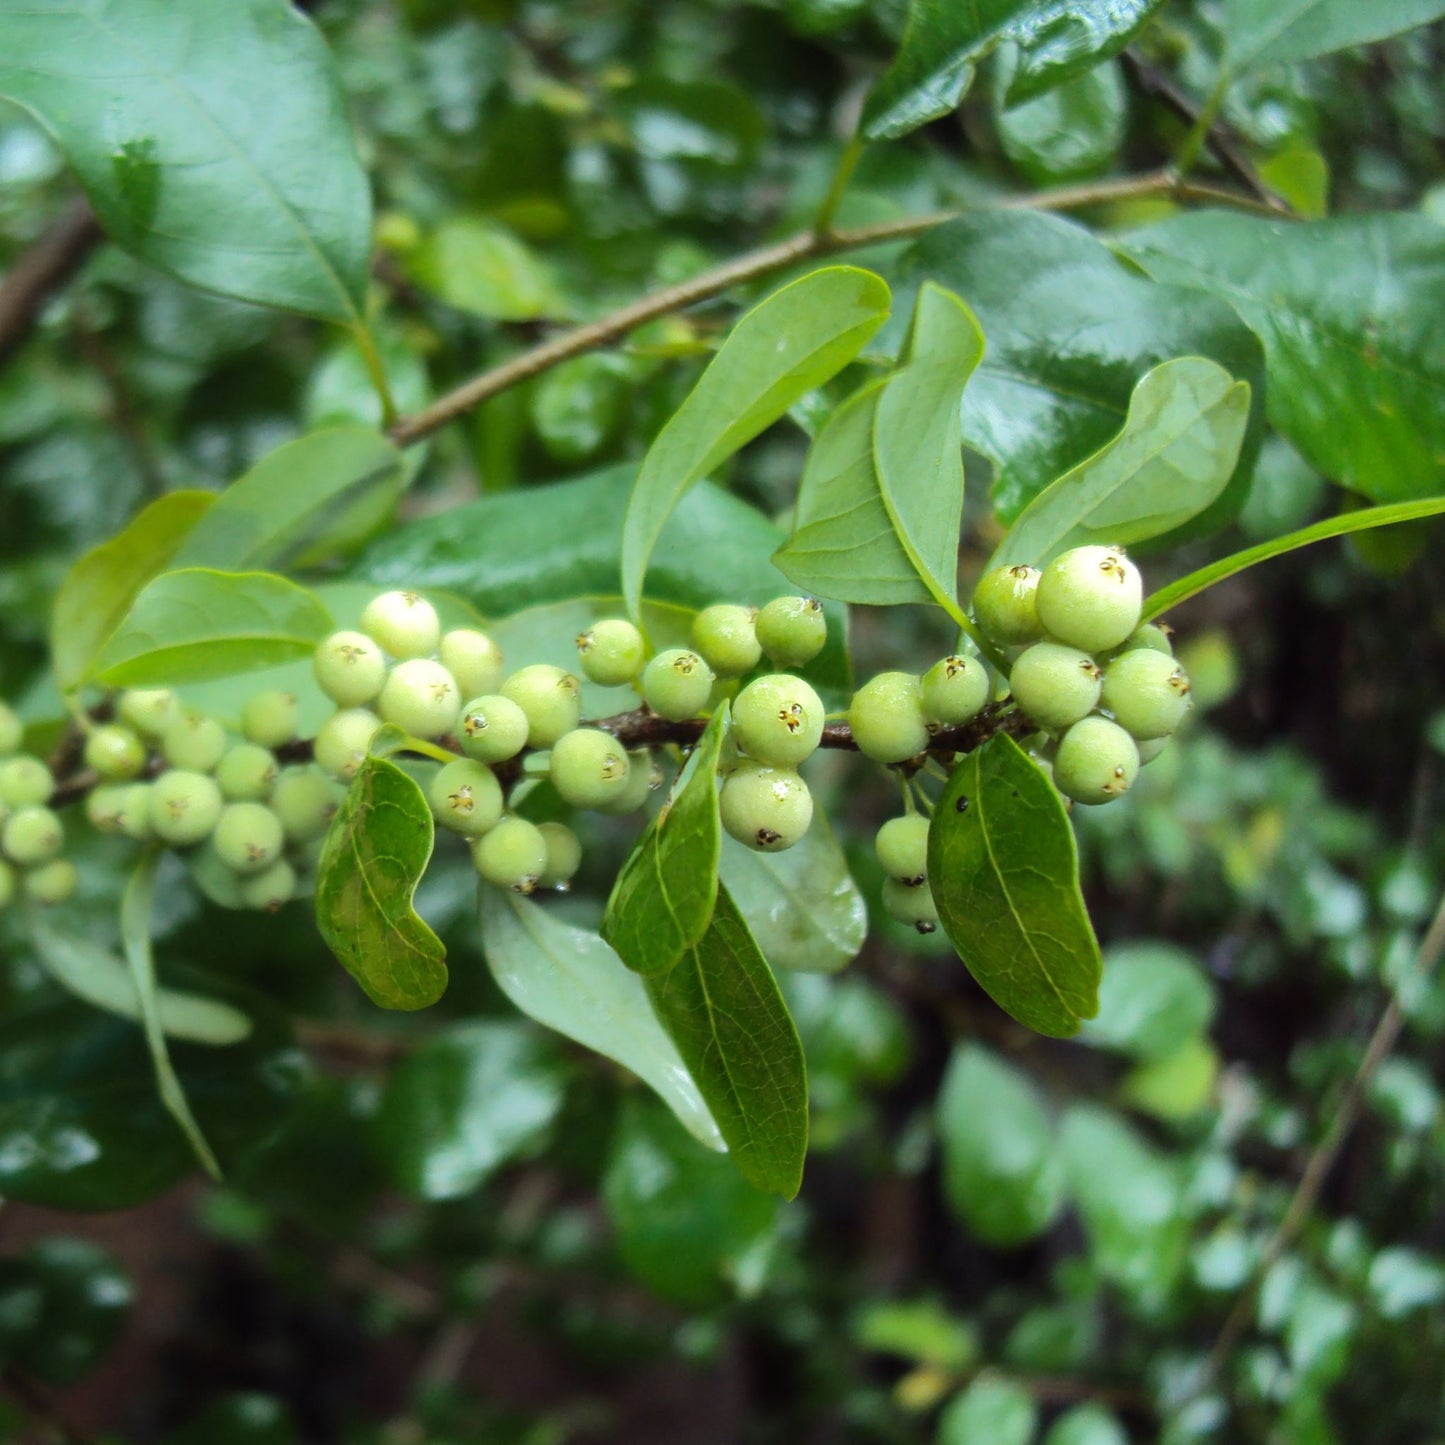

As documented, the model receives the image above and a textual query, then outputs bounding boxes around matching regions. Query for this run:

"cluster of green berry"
[0,702,76,909]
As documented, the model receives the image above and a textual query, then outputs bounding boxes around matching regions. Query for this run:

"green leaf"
[861,0,1163,139]
[603,706,728,976]
[929,734,1101,1038]
[938,1378,1039,1445]
[0,0,370,321]
[718,811,867,974]
[372,1021,567,1200]
[477,889,722,1152]
[314,754,447,1012]
[50,490,214,692]
[1043,1405,1129,1445]
[852,1299,978,1371]
[1119,213,1445,505]
[165,1393,300,1445]
[121,853,221,1180]
[937,1044,1065,1246]
[1222,0,1445,70]
[620,266,890,619]
[644,885,808,1198]
[410,215,566,321]
[989,358,1251,571]
[1119,1036,1218,1120]
[1083,942,1216,1061]
[91,568,334,687]
[173,427,405,573]
[997,60,1127,185]
[897,211,1265,527]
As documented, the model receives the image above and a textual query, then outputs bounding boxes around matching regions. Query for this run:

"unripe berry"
[549,728,632,810]
[440,629,505,699]
[920,654,989,727]
[239,859,297,913]
[241,690,299,747]
[115,784,154,841]
[458,694,531,763]
[1136,735,1170,766]
[378,659,460,739]
[755,595,826,667]
[118,688,179,740]
[1008,642,1102,731]
[1100,650,1192,740]
[313,709,381,782]
[576,619,645,687]
[691,604,761,677]
[2,806,63,866]
[215,744,279,801]
[1036,545,1142,653]
[1053,716,1140,805]
[24,858,78,906]
[212,802,286,875]
[471,816,549,893]
[538,821,583,890]
[500,665,582,747]
[272,767,342,843]
[0,702,22,755]
[720,763,813,852]
[360,589,441,659]
[149,771,223,846]
[640,650,714,722]
[428,758,504,837]
[972,564,1044,645]
[732,673,824,766]
[595,748,659,815]
[0,756,54,807]
[314,630,387,707]
[161,712,227,773]
[1116,622,1174,657]
[83,724,147,781]
[875,814,930,884]
[0,860,13,910]
[87,785,132,835]
[848,672,929,764]
[882,876,938,933]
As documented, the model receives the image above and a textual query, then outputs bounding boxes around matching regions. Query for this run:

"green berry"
[875,815,930,884]
[1100,650,1192,740]
[0,756,54,807]
[360,589,441,659]
[920,655,989,727]
[118,689,180,740]
[471,816,549,893]
[83,724,147,781]
[1053,716,1140,806]
[439,629,505,699]
[149,771,223,846]
[1008,642,1102,731]
[537,821,583,890]
[754,595,826,667]
[641,649,714,722]
[87,784,131,835]
[1036,545,1142,653]
[972,564,1044,645]
[458,694,531,763]
[215,744,279,801]
[115,784,154,841]
[1136,735,1170,766]
[239,859,297,913]
[272,767,341,843]
[882,876,938,933]
[212,802,286,875]
[428,758,504,837]
[314,709,381,782]
[549,728,632,810]
[595,748,659,815]
[0,860,14,910]
[848,672,929,764]
[720,763,813,852]
[241,690,299,748]
[0,702,22,755]
[314,630,387,708]
[162,712,228,773]
[378,659,460,739]
[1116,622,1174,657]
[2,806,63,866]
[732,673,823,766]
[691,604,761,677]
[576,619,645,687]
[500,665,582,748]
[24,858,78,906]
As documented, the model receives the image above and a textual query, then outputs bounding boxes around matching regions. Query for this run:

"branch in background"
[0,198,103,371]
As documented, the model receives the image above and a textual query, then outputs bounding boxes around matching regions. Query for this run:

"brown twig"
[0,198,104,371]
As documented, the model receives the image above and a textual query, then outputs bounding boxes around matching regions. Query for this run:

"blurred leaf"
[1084,942,1216,1061]
[1043,1404,1129,1445]
[997,60,1126,185]
[937,1377,1038,1445]
[531,353,631,466]
[930,735,1101,1038]
[1368,1247,1445,1319]
[1256,142,1329,219]
[1284,1277,1356,1383]
[619,77,766,174]
[853,1298,977,1370]
[411,215,565,321]
[1222,0,1445,69]
[1120,1037,1219,1120]
[0,0,370,321]
[165,1393,300,1445]
[305,330,431,435]
[938,1044,1065,1245]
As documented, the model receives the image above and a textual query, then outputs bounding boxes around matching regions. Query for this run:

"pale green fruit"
[272,767,342,843]
[882,876,939,933]
[471,816,549,893]
[215,744,278,801]
[23,858,78,906]
[161,712,228,773]
[720,763,813,852]
[500,665,582,748]
[115,784,154,841]
[151,771,224,846]
[1136,735,1170,766]
[458,694,531,763]
[691,604,761,677]
[239,859,297,913]
[1008,642,1102,731]
[641,649,714,722]
[84,724,147,781]
[549,728,631,810]
[440,629,505,699]
[0,702,23,755]
[241,690,299,748]
[971,563,1044,645]
[314,630,387,708]
[595,748,659,815]
[360,589,441,659]
[755,595,826,666]
[428,759,504,837]
[1053,716,1140,805]
[2,806,63,866]
[212,802,285,875]
[1100,649,1192,740]
[537,821,583,890]
[875,814,930,884]
[0,756,54,807]
[1036,545,1142,653]
[118,689,180,740]
[575,619,645,687]
[732,674,824,766]
[87,785,131,835]
[1116,622,1174,657]
[313,709,381,782]
[847,672,929,764]
[920,654,989,727]
[378,659,460,739]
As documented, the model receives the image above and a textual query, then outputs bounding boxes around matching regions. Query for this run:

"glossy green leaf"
[173,427,405,573]
[91,568,334,687]
[929,734,1101,1038]
[0,0,370,321]
[1222,0,1445,69]
[1119,213,1445,505]
[989,358,1250,571]
[997,60,1127,184]
[620,266,890,619]
[1084,942,1216,1061]
[314,753,447,1012]
[718,812,867,974]
[50,490,214,691]
[938,1378,1038,1445]
[644,885,808,1197]
[410,215,566,321]
[477,889,723,1152]
[938,1044,1065,1246]
[1043,1405,1129,1445]
[372,1021,567,1200]
[603,706,728,976]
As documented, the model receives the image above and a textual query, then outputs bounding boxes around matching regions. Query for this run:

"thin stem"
[814,136,866,236]
[352,320,398,428]
[1172,67,1232,180]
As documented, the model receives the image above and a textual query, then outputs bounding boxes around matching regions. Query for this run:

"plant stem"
[352,319,398,427]
[813,135,866,235]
